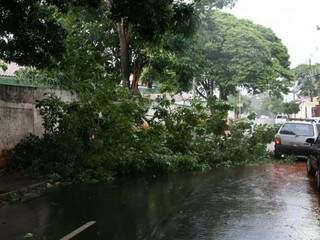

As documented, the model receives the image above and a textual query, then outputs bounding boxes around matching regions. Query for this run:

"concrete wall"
[0,84,77,168]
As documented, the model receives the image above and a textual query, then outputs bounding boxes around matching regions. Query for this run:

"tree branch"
[195,87,208,100]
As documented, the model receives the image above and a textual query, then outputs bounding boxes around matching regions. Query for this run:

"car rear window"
[280,123,314,136]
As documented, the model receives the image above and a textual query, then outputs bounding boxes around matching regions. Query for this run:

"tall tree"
[0,0,103,67]
[1,0,236,94]
[105,0,236,93]
[48,7,119,92]
[0,0,67,67]
[107,0,195,92]
[261,94,299,116]
[140,33,198,92]
[193,11,292,100]
[292,63,320,99]
[282,102,300,115]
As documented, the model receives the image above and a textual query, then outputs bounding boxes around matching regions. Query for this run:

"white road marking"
[60,221,96,240]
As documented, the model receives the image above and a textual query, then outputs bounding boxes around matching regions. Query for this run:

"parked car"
[274,114,288,125]
[274,121,320,158]
[305,137,320,191]
[311,117,320,124]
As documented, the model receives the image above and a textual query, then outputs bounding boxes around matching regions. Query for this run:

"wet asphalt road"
[0,162,320,240]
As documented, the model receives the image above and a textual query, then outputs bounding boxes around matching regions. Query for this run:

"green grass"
[0,76,47,87]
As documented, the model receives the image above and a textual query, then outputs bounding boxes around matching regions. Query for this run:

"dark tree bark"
[131,57,142,96]
[147,80,153,89]
[130,54,143,97]
[117,19,131,88]
[219,86,228,101]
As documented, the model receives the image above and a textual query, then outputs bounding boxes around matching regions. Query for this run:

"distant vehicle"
[310,117,320,124]
[305,137,320,191]
[274,114,288,125]
[254,115,274,125]
[274,121,320,159]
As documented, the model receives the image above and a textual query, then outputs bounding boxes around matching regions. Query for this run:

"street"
[0,162,319,240]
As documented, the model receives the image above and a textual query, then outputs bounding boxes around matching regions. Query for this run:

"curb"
[0,181,64,208]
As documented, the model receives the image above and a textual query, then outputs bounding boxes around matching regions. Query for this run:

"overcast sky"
[225,0,320,68]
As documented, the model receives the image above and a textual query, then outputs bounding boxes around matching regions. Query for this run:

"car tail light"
[275,137,281,145]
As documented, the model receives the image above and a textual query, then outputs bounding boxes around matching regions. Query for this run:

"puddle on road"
[0,162,319,240]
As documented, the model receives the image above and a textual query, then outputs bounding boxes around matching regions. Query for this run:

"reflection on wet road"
[0,162,320,240]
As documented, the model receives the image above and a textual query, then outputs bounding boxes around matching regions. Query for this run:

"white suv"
[274,121,320,158]
[275,114,288,125]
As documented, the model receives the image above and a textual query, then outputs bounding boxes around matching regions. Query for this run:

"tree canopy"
[282,102,300,115]
[261,94,299,116]
[1,0,293,105]
[193,11,292,100]
[228,94,252,115]
[106,0,235,91]
[292,63,320,98]
[0,0,67,67]
[0,0,236,92]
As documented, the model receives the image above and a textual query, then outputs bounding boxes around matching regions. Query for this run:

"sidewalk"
[0,173,44,194]
[0,173,48,207]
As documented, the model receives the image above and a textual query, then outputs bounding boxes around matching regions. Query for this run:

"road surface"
[0,162,319,240]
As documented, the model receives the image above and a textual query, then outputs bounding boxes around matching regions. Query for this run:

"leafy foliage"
[5,0,285,184]
[110,0,196,41]
[194,0,236,10]
[214,122,274,166]
[282,102,300,115]
[9,90,273,182]
[292,63,320,97]
[193,11,292,99]
[0,60,7,71]
[228,94,252,115]
[0,1,66,67]
[9,84,147,181]
[14,68,55,87]
[141,10,292,98]
[261,94,300,116]
[48,7,119,92]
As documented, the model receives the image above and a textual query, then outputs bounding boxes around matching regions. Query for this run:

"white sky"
[225,0,320,68]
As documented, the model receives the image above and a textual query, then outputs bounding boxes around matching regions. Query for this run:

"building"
[0,62,23,77]
[294,97,320,119]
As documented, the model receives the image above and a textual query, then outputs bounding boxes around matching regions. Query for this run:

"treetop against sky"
[226,0,320,67]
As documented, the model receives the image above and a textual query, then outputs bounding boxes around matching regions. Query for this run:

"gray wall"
[0,84,77,167]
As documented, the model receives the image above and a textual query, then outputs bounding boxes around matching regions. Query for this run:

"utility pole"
[236,90,243,119]
[309,58,316,102]
[292,82,298,119]
[238,91,242,117]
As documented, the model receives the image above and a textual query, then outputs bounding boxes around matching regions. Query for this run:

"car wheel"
[307,158,315,176]
[316,171,320,192]
[274,150,281,159]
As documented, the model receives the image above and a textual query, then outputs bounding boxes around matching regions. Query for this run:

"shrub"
[9,135,43,174]
[8,89,273,183]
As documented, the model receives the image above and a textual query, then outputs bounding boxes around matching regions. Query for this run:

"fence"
[0,83,76,168]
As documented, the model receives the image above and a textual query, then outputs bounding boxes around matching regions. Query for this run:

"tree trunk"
[219,87,228,101]
[131,58,142,96]
[147,80,153,89]
[309,89,314,103]
[117,19,130,88]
